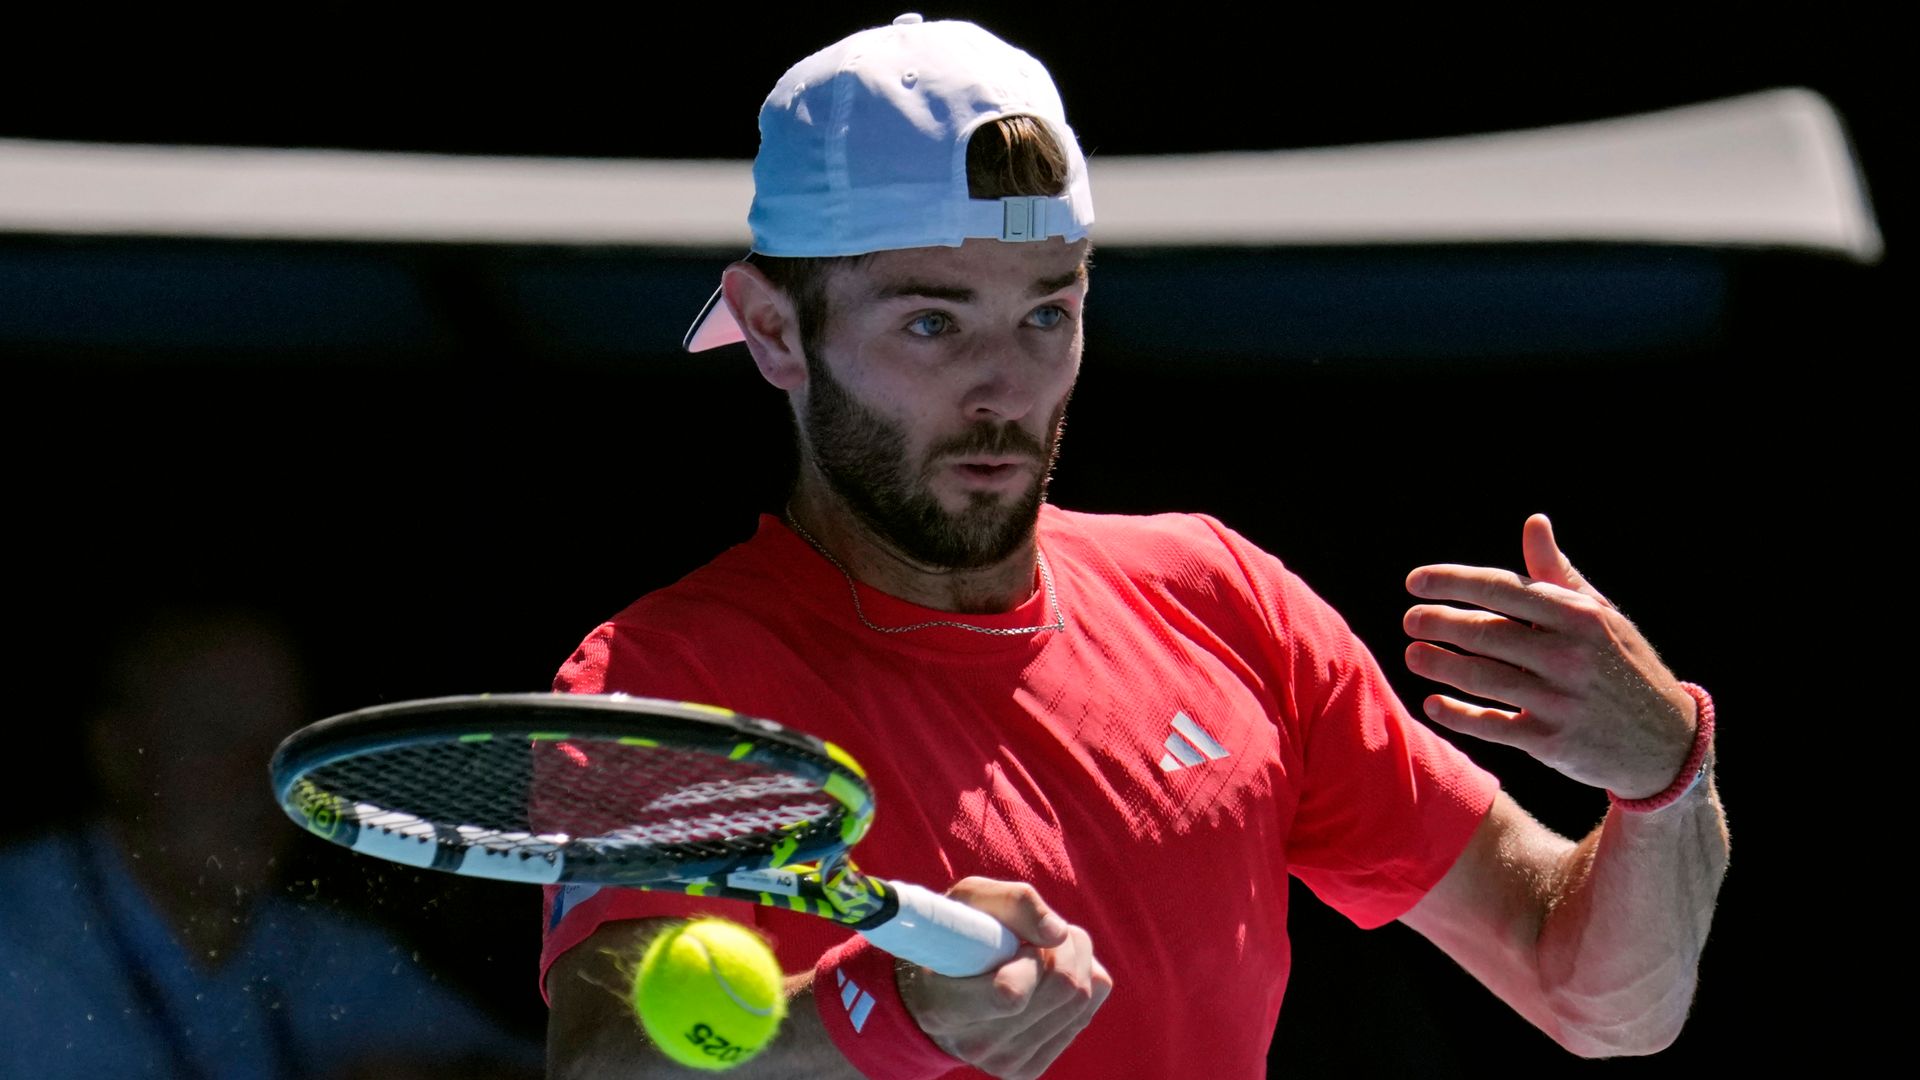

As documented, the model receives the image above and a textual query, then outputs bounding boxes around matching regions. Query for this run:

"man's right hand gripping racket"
[269,693,1018,977]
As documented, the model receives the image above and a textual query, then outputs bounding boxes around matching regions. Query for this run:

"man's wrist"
[1608,682,1715,813]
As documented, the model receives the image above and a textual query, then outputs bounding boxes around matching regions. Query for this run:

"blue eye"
[907,312,952,337]
[1029,305,1067,329]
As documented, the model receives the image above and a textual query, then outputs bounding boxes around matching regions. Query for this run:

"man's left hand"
[1403,513,1697,799]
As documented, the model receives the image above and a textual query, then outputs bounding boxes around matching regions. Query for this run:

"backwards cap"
[683,13,1095,352]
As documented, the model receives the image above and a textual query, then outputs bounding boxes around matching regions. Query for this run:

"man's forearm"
[1535,763,1729,1057]
[546,920,863,1079]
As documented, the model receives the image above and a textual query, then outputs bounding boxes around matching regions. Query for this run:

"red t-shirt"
[541,508,1497,1079]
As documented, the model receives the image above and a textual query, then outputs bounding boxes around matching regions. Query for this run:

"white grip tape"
[859,880,1022,977]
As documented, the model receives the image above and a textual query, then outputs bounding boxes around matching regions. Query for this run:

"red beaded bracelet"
[1609,682,1715,813]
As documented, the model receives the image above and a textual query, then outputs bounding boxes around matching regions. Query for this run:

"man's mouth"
[948,458,1033,485]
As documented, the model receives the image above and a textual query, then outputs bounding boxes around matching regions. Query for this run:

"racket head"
[269,693,875,886]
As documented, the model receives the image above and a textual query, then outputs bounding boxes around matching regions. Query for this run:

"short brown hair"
[752,114,1073,360]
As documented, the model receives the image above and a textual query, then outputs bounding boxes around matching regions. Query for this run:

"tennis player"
[542,15,1727,1079]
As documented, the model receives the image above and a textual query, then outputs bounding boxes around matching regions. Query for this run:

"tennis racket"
[268,692,1018,977]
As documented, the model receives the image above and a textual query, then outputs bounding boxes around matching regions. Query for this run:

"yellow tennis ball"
[633,917,787,1071]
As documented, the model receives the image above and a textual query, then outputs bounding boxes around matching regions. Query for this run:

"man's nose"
[958,331,1047,424]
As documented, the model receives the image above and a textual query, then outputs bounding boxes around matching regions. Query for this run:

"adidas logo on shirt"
[1158,711,1230,772]
[836,968,876,1032]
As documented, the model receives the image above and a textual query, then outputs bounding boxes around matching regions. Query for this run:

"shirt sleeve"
[1198,515,1500,929]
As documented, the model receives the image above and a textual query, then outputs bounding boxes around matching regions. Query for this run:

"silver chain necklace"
[783,511,1066,636]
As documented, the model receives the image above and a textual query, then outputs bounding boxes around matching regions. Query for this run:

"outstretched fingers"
[1417,693,1541,744]
[1403,515,1697,794]
[1406,564,1598,634]
[1404,603,1543,670]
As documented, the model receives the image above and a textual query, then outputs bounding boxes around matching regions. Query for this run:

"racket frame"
[270,692,1018,975]
[270,693,872,889]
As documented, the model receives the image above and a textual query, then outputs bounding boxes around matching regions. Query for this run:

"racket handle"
[861,880,1022,977]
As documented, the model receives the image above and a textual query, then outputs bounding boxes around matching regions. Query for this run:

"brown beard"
[801,349,1070,570]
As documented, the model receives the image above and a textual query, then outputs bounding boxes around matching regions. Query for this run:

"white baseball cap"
[683,13,1096,352]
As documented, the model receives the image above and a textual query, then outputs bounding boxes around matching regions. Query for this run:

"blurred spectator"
[0,606,544,1079]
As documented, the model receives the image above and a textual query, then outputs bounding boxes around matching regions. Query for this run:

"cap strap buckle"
[1000,196,1050,242]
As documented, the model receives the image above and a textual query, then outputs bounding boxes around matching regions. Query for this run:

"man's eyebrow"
[869,263,1088,304]
[871,280,974,303]
[1030,264,1087,297]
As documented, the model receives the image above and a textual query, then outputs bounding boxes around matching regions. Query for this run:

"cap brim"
[683,283,745,352]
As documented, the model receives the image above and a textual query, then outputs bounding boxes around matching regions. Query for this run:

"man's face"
[797,236,1089,570]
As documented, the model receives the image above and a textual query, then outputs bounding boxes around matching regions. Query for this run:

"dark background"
[4,5,1892,1075]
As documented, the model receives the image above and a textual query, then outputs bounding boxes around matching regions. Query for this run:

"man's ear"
[722,262,807,391]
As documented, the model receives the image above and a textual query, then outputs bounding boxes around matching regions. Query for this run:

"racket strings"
[305,736,846,863]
